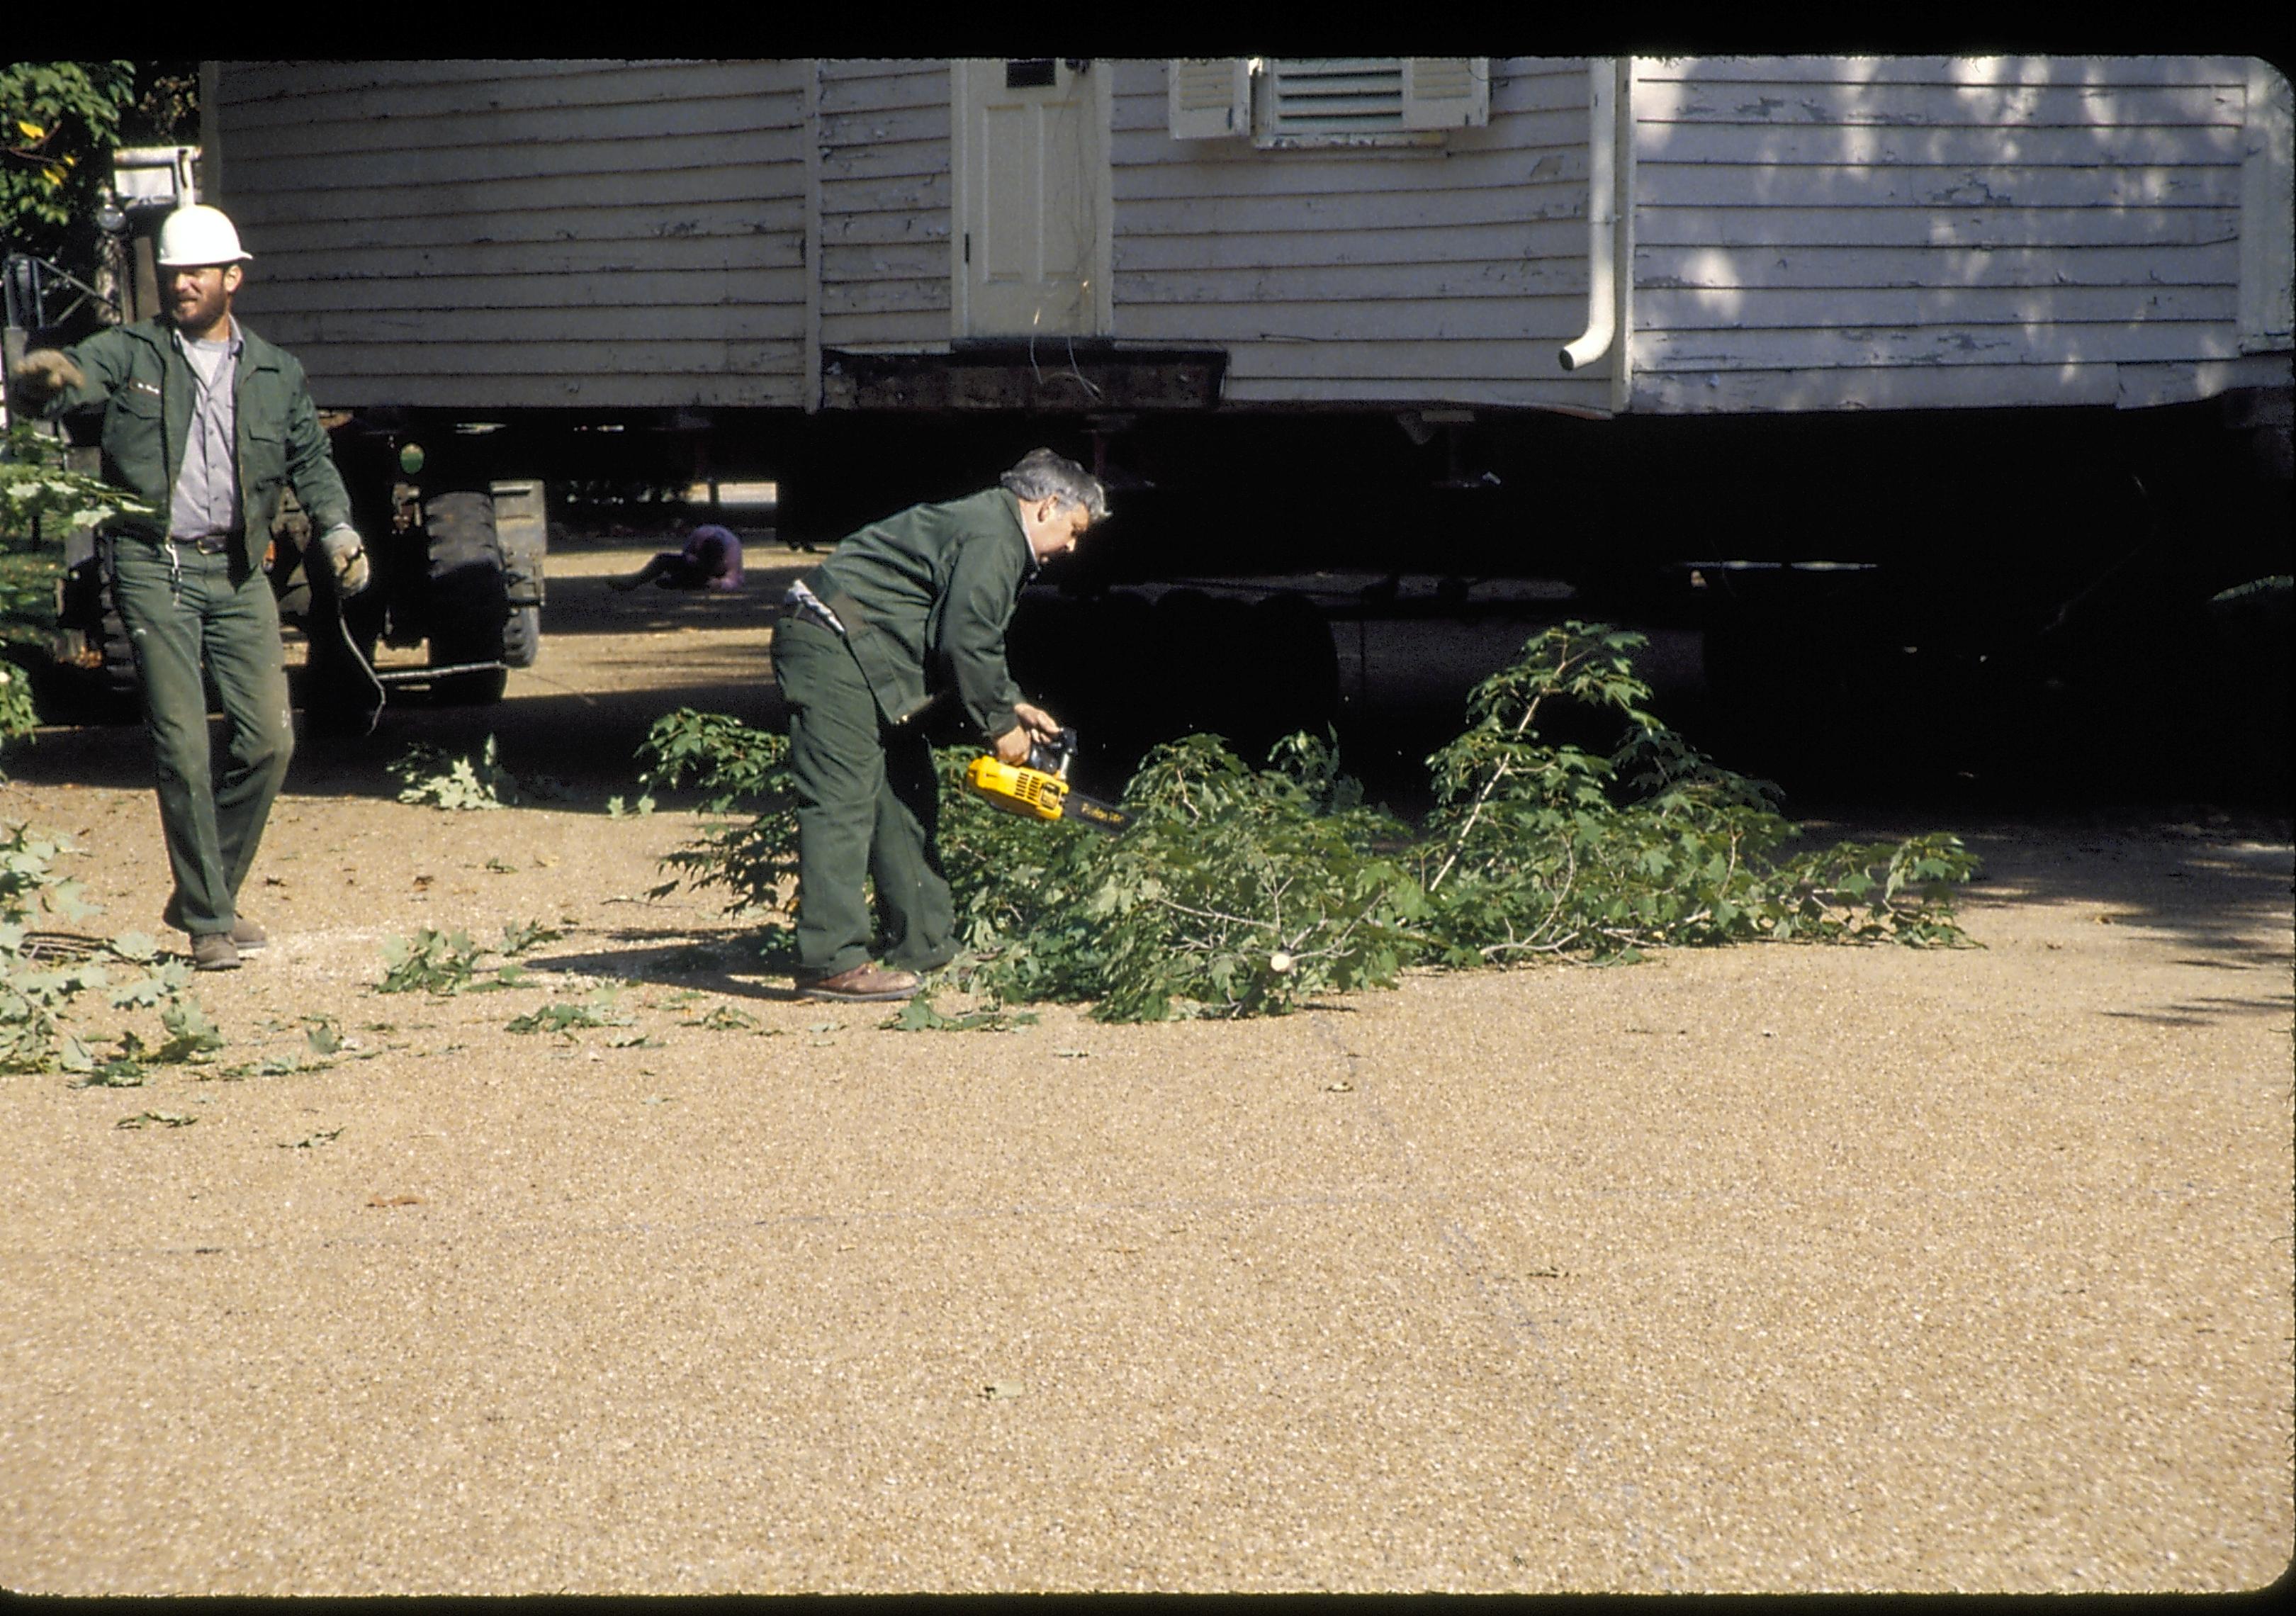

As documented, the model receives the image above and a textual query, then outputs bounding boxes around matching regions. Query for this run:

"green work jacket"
[809,488,1037,737]
[47,316,353,573]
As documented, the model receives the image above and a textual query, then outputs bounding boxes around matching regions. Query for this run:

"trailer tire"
[424,490,510,705]
[502,602,541,670]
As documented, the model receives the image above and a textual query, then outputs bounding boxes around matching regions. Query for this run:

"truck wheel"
[424,490,510,704]
[502,602,541,670]
[492,479,547,670]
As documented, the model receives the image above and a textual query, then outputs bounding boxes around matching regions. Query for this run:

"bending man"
[772,448,1105,1002]
[7,204,369,970]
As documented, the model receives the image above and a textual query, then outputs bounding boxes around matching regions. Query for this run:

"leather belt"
[168,532,238,555]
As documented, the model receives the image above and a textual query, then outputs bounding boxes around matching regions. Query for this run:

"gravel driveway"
[2,532,2287,1594]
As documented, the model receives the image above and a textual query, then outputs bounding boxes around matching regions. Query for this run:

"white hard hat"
[156,204,252,269]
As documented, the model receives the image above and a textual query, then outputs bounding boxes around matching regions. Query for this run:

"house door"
[951,59,1111,339]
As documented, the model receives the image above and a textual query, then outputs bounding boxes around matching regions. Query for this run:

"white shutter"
[1400,57,1490,129]
[1169,59,1249,139]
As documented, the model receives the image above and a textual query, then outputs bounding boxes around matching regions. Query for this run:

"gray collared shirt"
[169,327,242,540]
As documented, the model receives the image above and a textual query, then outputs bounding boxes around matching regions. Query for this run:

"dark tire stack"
[491,479,548,670]
[423,490,510,705]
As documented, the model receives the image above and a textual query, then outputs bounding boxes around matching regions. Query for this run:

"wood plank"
[1635,79,2245,128]
[265,337,806,376]
[1118,337,1577,380]
[231,200,808,257]
[1115,217,1587,270]
[218,58,697,104]
[1110,104,1587,162]
[817,108,951,152]
[240,168,811,227]
[244,266,810,313]
[1628,123,2246,167]
[1115,259,1589,305]
[2112,356,2295,407]
[821,241,950,283]
[262,304,806,346]
[1633,240,2241,290]
[1115,298,1583,347]
[1220,374,1612,412]
[1636,204,2241,249]
[817,138,953,184]
[305,372,805,410]
[823,279,952,316]
[253,236,808,281]
[1636,283,2239,329]
[1119,186,1589,237]
[230,128,803,191]
[218,62,801,128]
[820,212,955,246]
[1632,56,2249,89]
[815,62,952,115]
[1638,162,2241,209]
[821,308,950,347]
[1108,144,1584,200]
[818,173,953,217]
[221,84,804,151]
[1635,321,2241,370]
[1628,363,2124,413]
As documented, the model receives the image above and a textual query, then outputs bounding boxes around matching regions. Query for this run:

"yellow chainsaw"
[963,729,1132,834]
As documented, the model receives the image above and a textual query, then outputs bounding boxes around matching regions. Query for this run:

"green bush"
[638,623,1976,1022]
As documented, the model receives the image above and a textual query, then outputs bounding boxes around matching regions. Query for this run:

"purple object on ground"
[683,524,744,590]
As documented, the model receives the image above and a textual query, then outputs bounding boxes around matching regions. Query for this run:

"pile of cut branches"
[637,623,1975,1022]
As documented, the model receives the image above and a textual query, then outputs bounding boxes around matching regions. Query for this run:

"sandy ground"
[1,529,2289,1595]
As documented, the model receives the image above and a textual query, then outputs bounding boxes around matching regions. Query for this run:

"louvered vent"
[1266,59,1407,135]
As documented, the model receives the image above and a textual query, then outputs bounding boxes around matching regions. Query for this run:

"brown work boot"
[164,906,266,953]
[190,933,241,972]
[795,963,921,1002]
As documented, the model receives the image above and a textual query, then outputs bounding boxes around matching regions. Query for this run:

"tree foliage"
[1,821,218,1075]
[1,62,137,272]
[2,62,197,296]
[638,622,1978,1023]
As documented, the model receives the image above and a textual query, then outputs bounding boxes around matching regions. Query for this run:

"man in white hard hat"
[6,203,371,970]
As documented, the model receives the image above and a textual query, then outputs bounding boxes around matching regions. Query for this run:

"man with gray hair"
[772,447,1107,1002]
[6,204,368,971]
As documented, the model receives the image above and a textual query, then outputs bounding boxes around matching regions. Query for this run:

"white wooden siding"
[1110,58,1609,410]
[205,57,2287,422]
[815,60,951,351]
[211,60,809,410]
[1628,56,2287,413]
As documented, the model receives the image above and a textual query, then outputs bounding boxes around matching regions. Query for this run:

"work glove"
[316,524,371,597]
[7,348,85,411]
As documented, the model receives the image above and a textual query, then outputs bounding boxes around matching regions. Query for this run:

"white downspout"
[1558,57,1616,374]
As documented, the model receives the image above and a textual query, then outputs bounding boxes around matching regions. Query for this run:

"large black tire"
[424,490,510,705]
[491,479,547,670]
[502,602,541,669]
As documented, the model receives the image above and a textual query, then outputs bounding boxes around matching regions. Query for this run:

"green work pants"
[106,535,295,938]
[771,615,955,979]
